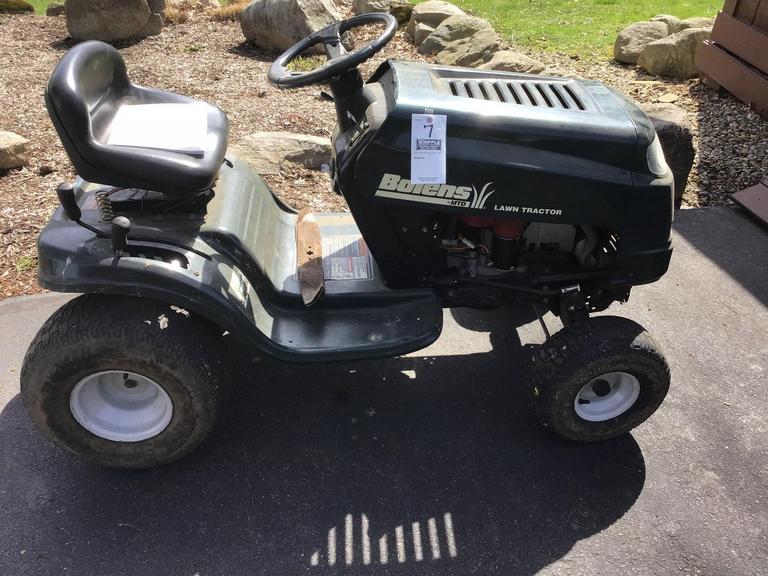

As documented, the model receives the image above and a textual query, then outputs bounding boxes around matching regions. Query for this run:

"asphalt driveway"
[0,207,766,576]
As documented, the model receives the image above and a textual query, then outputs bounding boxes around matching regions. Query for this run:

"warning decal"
[321,234,373,281]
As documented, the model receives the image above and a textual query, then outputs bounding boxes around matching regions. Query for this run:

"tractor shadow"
[0,306,645,576]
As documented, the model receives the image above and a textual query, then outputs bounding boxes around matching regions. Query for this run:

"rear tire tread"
[21,294,230,468]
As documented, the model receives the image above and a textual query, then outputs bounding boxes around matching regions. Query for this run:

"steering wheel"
[268,13,398,89]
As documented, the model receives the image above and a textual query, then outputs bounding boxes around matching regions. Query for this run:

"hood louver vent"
[444,79,588,111]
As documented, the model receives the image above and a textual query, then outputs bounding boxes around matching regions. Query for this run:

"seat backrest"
[46,41,229,196]
[46,41,131,164]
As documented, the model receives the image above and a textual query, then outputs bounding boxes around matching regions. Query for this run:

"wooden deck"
[733,181,768,226]
[697,0,768,118]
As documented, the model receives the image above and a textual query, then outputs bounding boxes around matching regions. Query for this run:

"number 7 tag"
[411,113,447,184]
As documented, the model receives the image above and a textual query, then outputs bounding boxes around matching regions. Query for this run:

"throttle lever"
[56,182,107,238]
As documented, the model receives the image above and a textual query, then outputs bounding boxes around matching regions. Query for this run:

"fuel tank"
[353,60,672,228]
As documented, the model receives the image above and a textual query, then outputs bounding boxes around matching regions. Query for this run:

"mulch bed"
[1,10,765,299]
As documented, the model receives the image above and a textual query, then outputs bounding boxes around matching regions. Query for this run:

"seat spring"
[96,192,114,222]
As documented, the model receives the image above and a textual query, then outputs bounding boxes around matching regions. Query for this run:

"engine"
[440,215,616,279]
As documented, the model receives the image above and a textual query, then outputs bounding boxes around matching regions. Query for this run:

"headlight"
[646,134,669,177]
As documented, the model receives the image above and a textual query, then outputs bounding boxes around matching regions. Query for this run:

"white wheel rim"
[70,371,173,442]
[574,371,640,422]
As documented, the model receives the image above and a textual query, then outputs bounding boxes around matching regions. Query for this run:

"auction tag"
[411,113,447,184]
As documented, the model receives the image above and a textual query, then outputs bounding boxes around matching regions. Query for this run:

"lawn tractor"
[21,13,673,468]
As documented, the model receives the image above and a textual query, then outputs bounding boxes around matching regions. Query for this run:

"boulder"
[678,16,715,30]
[0,0,34,12]
[651,14,682,34]
[614,21,669,64]
[417,15,491,56]
[413,22,435,46]
[0,131,29,171]
[241,0,343,52]
[642,103,695,203]
[65,0,164,42]
[142,11,164,36]
[352,0,413,24]
[478,49,546,74]
[433,27,503,68]
[638,27,711,78]
[407,0,465,39]
[388,0,413,25]
[147,0,165,12]
[353,0,387,12]
[45,2,65,16]
[228,132,331,175]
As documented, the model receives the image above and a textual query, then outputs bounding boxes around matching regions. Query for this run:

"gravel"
[0,8,765,298]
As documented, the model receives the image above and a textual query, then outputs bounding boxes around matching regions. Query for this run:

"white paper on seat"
[106,103,209,157]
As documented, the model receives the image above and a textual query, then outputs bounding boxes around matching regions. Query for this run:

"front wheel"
[21,294,230,468]
[531,316,670,442]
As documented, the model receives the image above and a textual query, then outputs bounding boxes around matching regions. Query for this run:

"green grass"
[15,256,35,272]
[24,0,53,13]
[22,0,45,14]
[415,0,721,58]
[287,55,325,72]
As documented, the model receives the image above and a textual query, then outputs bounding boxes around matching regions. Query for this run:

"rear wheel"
[531,316,670,442]
[21,294,230,468]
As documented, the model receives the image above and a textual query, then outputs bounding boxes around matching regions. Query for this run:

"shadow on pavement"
[672,207,768,308]
[0,307,646,576]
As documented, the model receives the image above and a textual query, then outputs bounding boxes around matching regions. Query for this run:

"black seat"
[46,41,228,197]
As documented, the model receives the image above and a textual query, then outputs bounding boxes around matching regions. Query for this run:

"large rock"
[478,49,546,74]
[417,15,491,55]
[0,0,33,12]
[228,132,331,175]
[614,21,669,64]
[407,0,465,39]
[65,0,164,42]
[241,0,343,52]
[0,131,29,171]
[434,28,503,68]
[45,2,65,16]
[638,27,711,78]
[352,0,386,12]
[387,0,413,25]
[651,14,682,34]
[352,0,413,24]
[642,103,695,204]
[678,16,715,30]
[413,22,435,45]
[142,11,163,36]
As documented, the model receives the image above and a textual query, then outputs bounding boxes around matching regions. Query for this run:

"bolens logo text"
[374,174,565,216]
[374,173,495,209]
